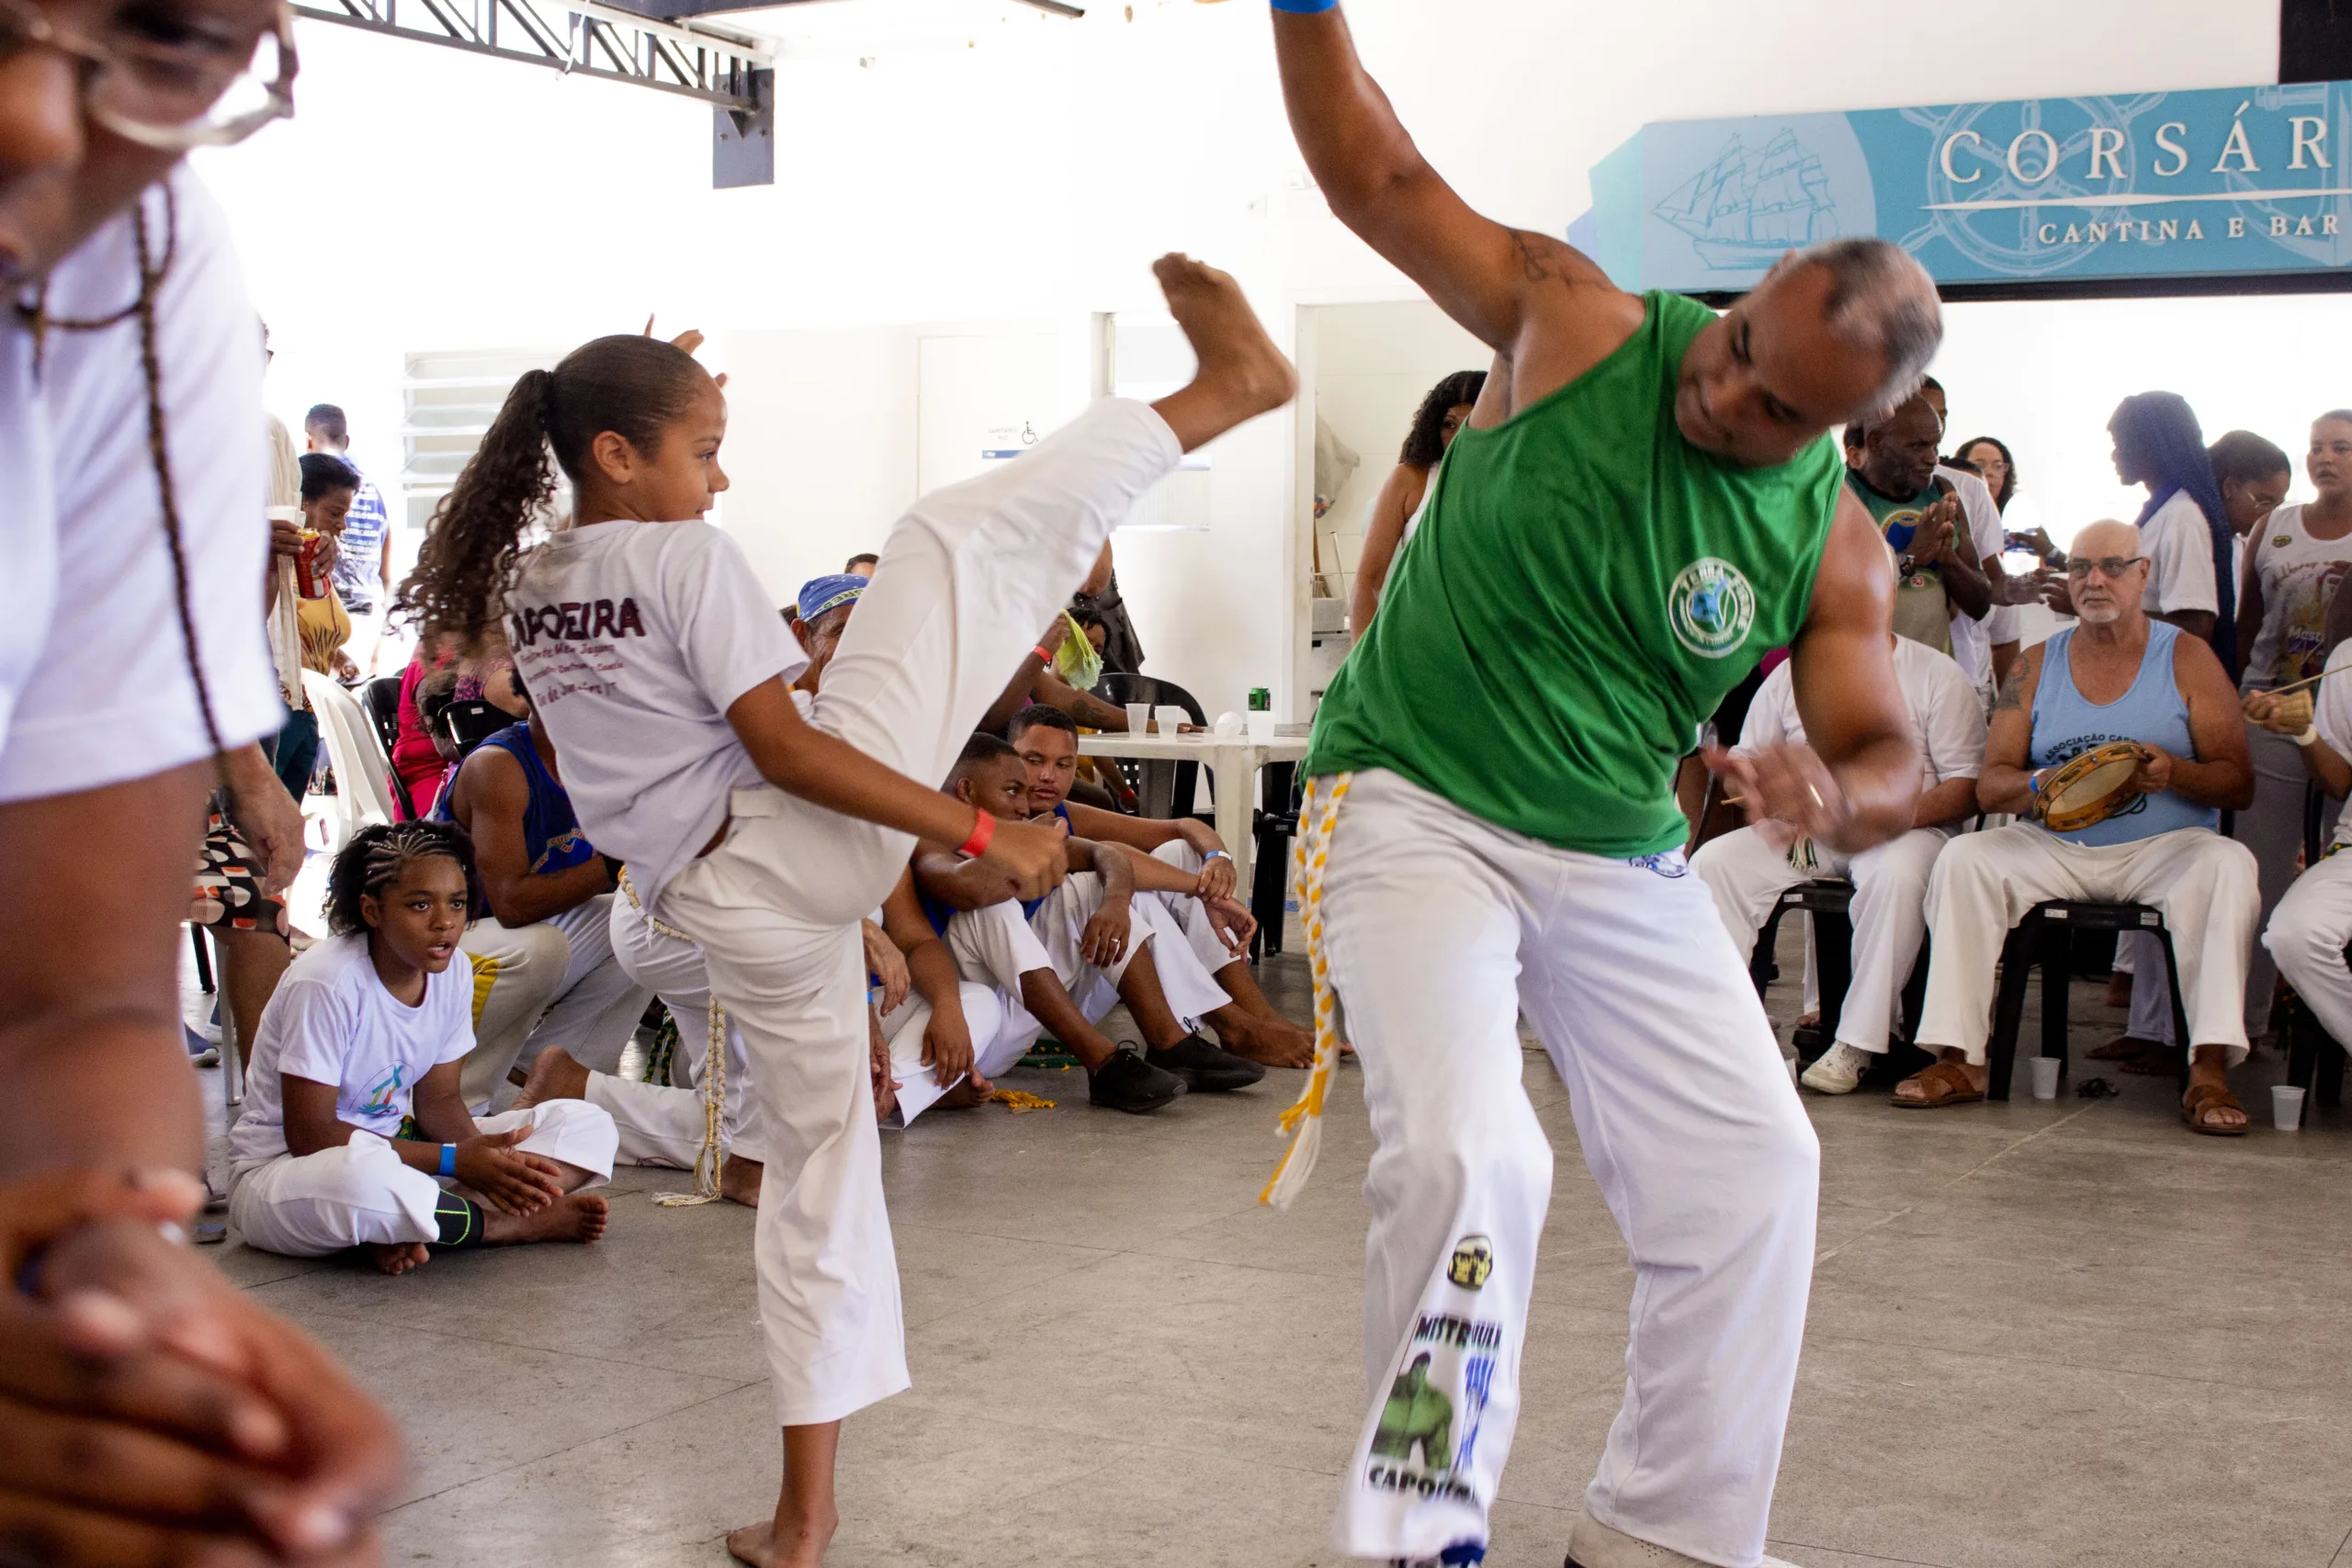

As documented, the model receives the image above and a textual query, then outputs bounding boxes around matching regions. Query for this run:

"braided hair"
[15,186,226,773]
[324,820,481,936]
[397,334,712,655]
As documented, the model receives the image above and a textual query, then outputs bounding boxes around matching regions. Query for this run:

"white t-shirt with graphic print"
[507,520,805,916]
[229,933,474,1168]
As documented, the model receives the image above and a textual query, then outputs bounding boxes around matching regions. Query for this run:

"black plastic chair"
[1250,761,1300,959]
[1095,671,1211,818]
[445,700,511,757]
[1745,879,1927,1067]
[1986,901,2190,1100]
[2280,781,2347,1110]
[361,675,404,761]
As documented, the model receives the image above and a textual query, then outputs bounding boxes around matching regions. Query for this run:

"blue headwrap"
[2110,390,2236,671]
[796,574,866,625]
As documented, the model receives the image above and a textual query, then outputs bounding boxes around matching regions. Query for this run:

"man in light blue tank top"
[1905,521,2258,1134]
[1272,8,1943,1568]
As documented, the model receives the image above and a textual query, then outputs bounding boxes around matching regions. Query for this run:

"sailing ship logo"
[1654,130,1839,269]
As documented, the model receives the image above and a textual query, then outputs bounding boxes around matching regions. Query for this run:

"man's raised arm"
[1272,4,1584,350]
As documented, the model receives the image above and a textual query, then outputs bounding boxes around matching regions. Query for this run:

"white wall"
[195,0,2288,714]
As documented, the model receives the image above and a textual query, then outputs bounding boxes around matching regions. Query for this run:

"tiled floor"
[192,920,2352,1568]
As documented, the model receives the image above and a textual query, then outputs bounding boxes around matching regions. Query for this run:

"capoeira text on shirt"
[510,598,647,647]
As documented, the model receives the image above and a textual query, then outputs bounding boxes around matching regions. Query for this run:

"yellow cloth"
[298,588,352,675]
[1051,611,1102,694]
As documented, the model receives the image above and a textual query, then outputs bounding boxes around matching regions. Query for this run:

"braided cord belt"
[1260,771,1352,1209]
[618,868,729,1208]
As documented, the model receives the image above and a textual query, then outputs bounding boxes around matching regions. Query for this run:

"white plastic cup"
[1124,702,1151,735]
[2273,1083,2306,1132]
[1248,710,1276,743]
[2030,1056,2060,1100]
[1156,705,1188,735]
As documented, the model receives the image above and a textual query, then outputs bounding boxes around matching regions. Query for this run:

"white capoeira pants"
[2263,849,2352,1047]
[1317,770,1819,1568]
[878,982,1016,1126]
[598,885,770,1168]
[662,398,1182,1427]
[944,874,1230,1036]
[1917,824,2258,1065]
[227,1100,616,1257]
[1690,824,1949,1055]
[1148,840,1251,981]
[459,894,650,1108]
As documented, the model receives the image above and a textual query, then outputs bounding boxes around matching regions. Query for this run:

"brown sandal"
[2181,1082,2249,1136]
[1893,1060,1986,1109]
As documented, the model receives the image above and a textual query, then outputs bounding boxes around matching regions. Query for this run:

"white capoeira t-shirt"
[229,934,476,1167]
[0,172,279,802]
[507,521,806,915]
[2139,490,2222,619]
[1739,636,1987,791]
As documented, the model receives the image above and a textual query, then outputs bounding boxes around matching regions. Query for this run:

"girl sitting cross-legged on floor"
[228,819,620,1275]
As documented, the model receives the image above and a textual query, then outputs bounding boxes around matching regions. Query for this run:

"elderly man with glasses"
[1894,519,2260,1134]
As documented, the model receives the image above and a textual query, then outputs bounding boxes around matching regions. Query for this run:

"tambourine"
[2033,741,2152,833]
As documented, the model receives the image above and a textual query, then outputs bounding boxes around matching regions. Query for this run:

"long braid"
[17,186,224,773]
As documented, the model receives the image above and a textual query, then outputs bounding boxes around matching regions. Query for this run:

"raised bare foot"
[1149,254,1295,451]
[372,1241,431,1276]
[726,1512,835,1568]
[481,1191,608,1247]
[512,1046,592,1111]
[721,1156,764,1208]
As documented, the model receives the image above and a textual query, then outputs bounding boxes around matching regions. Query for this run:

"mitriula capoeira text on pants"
[1362,1235,1501,1510]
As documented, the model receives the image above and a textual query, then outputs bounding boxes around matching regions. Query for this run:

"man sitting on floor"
[1692,628,1986,1094]
[1899,520,2257,1132]
[917,736,1264,1113]
[229,822,616,1273]
[435,683,650,1108]
[871,865,1012,1126]
[1009,703,1315,1067]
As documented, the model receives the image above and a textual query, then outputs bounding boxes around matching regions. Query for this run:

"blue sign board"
[1587,81,2352,291]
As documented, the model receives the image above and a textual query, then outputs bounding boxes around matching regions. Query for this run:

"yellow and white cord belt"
[1259,771,1352,1210]
[617,868,729,1209]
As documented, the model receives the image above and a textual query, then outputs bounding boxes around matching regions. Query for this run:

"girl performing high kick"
[399,254,1293,1567]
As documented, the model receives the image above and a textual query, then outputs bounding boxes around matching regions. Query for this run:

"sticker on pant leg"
[1353,1232,1509,1559]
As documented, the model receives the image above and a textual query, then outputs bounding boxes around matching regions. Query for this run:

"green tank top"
[1306,290,1844,857]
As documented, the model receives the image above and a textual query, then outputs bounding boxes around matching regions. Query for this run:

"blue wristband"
[1271,0,1338,12]
[1204,849,1233,863]
[439,1144,457,1178]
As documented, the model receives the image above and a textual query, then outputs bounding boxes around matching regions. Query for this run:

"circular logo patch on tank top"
[1668,557,1757,659]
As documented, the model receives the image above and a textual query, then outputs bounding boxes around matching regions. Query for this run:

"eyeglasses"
[0,0,297,150]
[2065,556,2146,581]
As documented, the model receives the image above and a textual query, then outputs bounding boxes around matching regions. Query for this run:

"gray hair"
[1801,237,1943,414]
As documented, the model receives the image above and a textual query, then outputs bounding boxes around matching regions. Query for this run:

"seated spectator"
[1847,393,1995,661]
[192,743,304,1059]
[1009,704,1314,1067]
[1898,521,2257,1132]
[389,633,530,818]
[978,545,1151,734]
[227,822,616,1274]
[434,684,650,1108]
[916,736,1264,1112]
[2252,633,2352,1055]
[1691,632,1985,1094]
[844,551,880,579]
[870,867,1013,1126]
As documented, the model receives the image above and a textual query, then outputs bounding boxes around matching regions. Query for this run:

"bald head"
[1674,237,1945,469]
[2067,520,2148,627]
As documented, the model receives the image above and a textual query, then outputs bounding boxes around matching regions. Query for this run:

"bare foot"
[939,1080,990,1110]
[727,1511,836,1568]
[2104,973,2133,1009]
[1148,254,1295,452]
[2089,1033,2167,1062]
[481,1192,608,1247]
[372,1242,431,1276]
[1216,1013,1316,1069]
[512,1046,592,1111]
[721,1157,764,1208]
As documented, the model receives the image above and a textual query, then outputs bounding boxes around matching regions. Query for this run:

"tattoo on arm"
[1994,660,2030,713]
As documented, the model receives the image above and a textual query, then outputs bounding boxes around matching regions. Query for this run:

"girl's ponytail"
[396,367,557,655]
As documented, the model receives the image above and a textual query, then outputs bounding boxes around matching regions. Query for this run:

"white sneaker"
[1798,1041,1874,1095]
[1566,1512,1806,1566]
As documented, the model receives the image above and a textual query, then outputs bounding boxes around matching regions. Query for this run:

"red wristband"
[958,810,997,860]
[1033,645,1056,664]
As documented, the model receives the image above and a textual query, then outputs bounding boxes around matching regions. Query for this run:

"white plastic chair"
[300,670,395,852]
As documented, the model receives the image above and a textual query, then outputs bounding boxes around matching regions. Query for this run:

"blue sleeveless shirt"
[2030,623,2216,846]
[436,723,596,873]
[916,805,1068,935]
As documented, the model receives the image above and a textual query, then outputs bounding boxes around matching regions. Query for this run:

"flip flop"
[2181,1082,2250,1136]
[1892,1059,1985,1109]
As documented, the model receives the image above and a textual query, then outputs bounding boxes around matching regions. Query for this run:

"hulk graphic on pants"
[1370,1352,1453,1472]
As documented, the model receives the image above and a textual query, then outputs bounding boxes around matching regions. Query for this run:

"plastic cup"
[1125,702,1151,736]
[1248,710,1276,743]
[2030,1056,2060,1100]
[2273,1083,2306,1132]
[1155,705,1188,735]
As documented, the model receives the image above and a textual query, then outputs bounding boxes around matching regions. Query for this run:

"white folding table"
[1075,728,1311,893]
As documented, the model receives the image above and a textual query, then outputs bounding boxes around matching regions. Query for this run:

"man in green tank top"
[1268,9,1936,1568]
